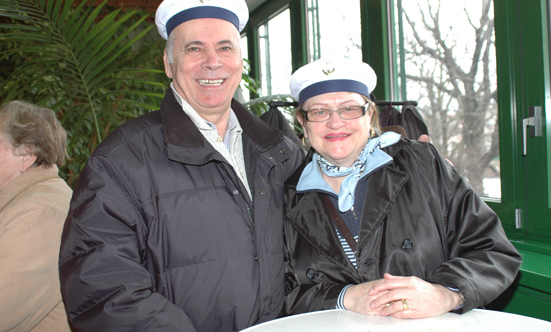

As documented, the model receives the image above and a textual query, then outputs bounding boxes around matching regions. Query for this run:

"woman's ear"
[297,115,308,138]
[19,153,37,173]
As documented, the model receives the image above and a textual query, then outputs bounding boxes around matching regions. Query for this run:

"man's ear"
[163,49,173,78]
[19,153,37,173]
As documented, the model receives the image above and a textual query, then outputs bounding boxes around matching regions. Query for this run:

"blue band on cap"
[298,79,370,105]
[166,6,240,37]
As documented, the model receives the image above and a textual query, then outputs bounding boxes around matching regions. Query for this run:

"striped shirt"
[335,229,358,309]
[337,230,359,268]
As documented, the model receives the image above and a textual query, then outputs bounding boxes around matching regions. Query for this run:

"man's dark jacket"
[59,90,304,332]
[283,139,521,314]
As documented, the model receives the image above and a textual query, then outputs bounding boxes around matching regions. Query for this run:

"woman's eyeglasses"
[301,103,369,122]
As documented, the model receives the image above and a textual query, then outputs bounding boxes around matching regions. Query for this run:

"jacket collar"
[0,165,60,212]
[160,89,284,164]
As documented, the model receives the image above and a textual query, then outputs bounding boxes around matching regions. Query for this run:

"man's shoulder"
[94,110,163,156]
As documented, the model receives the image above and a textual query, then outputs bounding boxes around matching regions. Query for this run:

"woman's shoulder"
[383,137,459,182]
[383,137,436,156]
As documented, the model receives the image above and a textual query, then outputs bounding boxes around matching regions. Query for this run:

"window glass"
[392,0,500,199]
[306,0,362,61]
[235,35,251,103]
[258,9,292,96]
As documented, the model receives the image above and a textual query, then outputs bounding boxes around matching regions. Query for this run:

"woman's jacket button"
[402,238,414,250]
[232,189,239,195]
[306,268,317,280]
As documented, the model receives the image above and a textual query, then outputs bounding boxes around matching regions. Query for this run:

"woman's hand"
[367,273,463,319]
[343,280,388,315]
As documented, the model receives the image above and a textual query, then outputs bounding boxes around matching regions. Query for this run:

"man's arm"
[59,155,197,332]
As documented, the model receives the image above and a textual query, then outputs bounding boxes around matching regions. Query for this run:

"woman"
[0,101,73,331]
[283,58,521,319]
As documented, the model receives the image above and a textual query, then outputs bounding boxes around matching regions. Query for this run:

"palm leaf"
[0,0,167,185]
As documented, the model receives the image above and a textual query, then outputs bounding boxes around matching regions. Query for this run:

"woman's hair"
[295,94,382,135]
[0,100,68,168]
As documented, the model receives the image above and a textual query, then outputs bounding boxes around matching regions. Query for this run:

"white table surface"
[241,309,551,332]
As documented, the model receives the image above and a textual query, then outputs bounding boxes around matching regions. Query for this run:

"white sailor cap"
[155,0,249,40]
[290,58,377,105]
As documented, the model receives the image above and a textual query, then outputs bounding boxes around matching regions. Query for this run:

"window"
[390,0,500,199]
[235,35,251,103]
[306,0,362,61]
[384,0,551,244]
[257,9,292,96]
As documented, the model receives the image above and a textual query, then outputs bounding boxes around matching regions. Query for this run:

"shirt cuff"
[336,284,353,309]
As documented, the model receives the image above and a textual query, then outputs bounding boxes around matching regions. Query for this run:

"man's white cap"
[290,58,377,105]
[155,0,249,40]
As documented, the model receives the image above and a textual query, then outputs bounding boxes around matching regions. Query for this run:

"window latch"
[515,208,522,229]
[522,106,543,156]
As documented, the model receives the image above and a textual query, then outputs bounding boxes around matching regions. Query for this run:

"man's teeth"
[198,79,224,86]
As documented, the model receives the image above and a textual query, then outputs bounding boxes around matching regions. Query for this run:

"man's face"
[163,18,243,119]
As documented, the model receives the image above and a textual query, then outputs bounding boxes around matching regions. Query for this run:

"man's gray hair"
[166,32,176,64]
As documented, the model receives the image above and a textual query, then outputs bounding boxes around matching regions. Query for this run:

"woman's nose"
[326,110,346,129]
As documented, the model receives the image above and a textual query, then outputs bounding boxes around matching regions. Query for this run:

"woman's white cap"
[155,0,249,40]
[290,58,377,105]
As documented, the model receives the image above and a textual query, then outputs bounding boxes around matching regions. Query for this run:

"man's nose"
[202,49,222,70]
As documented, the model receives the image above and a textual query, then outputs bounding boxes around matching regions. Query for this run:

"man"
[59,1,304,331]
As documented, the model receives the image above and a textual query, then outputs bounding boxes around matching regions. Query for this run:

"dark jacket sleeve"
[420,146,521,312]
[59,155,198,332]
[283,234,346,314]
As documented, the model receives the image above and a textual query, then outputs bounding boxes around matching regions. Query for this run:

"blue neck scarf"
[297,131,401,212]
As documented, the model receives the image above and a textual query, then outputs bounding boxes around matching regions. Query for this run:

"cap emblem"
[322,60,335,75]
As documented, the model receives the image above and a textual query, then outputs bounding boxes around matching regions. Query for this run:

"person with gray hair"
[58,0,304,331]
[0,100,72,332]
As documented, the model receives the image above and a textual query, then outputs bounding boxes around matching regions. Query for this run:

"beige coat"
[0,166,72,332]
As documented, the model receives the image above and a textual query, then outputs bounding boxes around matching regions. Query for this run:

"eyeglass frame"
[300,102,370,122]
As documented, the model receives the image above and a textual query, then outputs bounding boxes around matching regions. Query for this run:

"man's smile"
[198,79,224,86]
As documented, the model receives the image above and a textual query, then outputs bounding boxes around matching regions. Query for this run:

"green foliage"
[0,0,168,186]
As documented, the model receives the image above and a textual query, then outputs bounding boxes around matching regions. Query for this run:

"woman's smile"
[300,91,372,167]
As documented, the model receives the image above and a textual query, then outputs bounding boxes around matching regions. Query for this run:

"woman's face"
[0,133,25,191]
[299,91,372,167]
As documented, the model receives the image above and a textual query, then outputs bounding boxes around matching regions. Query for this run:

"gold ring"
[402,299,409,311]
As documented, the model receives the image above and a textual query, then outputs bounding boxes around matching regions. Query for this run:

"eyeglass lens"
[306,106,365,121]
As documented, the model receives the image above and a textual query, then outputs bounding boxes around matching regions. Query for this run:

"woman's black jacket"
[283,138,521,315]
